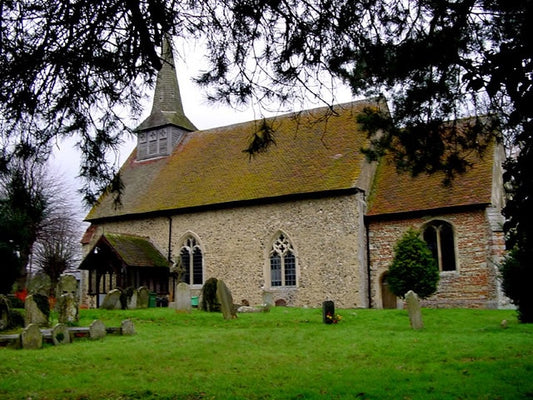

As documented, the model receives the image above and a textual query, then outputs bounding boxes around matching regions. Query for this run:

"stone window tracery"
[423,220,457,272]
[178,236,203,285]
[269,233,297,287]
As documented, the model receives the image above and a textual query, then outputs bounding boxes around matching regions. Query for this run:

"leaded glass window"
[269,234,297,287]
[179,236,204,285]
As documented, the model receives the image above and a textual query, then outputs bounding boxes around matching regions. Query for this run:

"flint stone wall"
[82,195,368,309]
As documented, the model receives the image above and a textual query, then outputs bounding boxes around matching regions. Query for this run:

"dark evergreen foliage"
[500,248,533,323]
[387,229,439,300]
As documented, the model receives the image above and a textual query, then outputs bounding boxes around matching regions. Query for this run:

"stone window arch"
[177,234,204,286]
[422,220,457,272]
[268,232,297,287]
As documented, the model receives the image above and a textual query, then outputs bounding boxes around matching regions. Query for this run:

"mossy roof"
[366,136,496,217]
[80,233,170,269]
[86,99,382,221]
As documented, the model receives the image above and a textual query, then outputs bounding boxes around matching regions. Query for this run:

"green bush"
[387,228,439,299]
[500,248,533,323]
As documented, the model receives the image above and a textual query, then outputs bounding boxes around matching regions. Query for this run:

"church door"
[381,273,397,309]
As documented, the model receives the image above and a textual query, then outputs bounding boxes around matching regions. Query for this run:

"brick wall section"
[368,208,505,309]
[82,193,369,309]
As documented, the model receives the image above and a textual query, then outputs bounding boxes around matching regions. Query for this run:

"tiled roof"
[80,233,170,269]
[86,99,383,221]
[366,139,496,217]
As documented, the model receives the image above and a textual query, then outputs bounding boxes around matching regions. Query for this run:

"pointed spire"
[136,37,197,132]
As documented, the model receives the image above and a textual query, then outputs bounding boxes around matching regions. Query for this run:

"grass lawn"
[0,307,532,399]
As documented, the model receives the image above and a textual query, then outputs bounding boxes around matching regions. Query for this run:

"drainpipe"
[365,218,372,309]
[167,216,173,262]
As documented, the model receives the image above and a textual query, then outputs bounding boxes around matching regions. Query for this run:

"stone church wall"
[368,208,506,309]
[85,193,368,308]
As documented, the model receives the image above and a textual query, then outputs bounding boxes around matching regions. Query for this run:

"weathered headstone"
[216,279,237,320]
[405,290,424,330]
[100,289,122,310]
[121,319,136,336]
[262,291,274,307]
[127,289,138,309]
[175,282,192,313]
[0,295,10,331]
[89,319,106,340]
[52,323,71,345]
[21,323,43,349]
[27,272,51,296]
[56,274,78,297]
[322,300,335,324]
[57,293,79,324]
[24,294,49,327]
[137,286,149,309]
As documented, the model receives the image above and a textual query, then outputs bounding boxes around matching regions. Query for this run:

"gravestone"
[56,274,78,297]
[137,286,149,309]
[175,282,192,313]
[52,323,71,345]
[121,319,136,336]
[0,295,9,331]
[57,294,79,324]
[89,319,106,339]
[322,301,335,324]
[100,289,122,310]
[216,279,237,320]
[27,271,51,296]
[405,290,424,330]
[262,291,274,307]
[21,323,43,349]
[24,294,49,327]
[127,289,138,309]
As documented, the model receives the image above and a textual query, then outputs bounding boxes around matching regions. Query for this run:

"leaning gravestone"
[89,319,106,340]
[121,319,136,336]
[52,323,71,345]
[405,290,424,330]
[21,323,43,349]
[175,282,192,313]
[24,294,49,327]
[100,289,122,310]
[216,279,237,320]
[137,286,149,309]
[262,291,274,307]
[322,300,335,324]
[27,271,51,296]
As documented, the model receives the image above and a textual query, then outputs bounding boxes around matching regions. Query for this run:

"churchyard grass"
[0,307,531,400]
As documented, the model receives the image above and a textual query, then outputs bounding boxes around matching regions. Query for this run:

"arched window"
[423,220,457,271]
[269,233,297,287]
[178,236,203,285]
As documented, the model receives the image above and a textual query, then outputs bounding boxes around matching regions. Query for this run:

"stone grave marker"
[262,291,274,307]
[89,319,106,340]
[56,274,78,297]
[405,290,424,330]
[322,300,335,324]
[137,286,149,309]
[127,289,138,309]
[27,271,51,296]
[24,294,49,327]
[175,282,192,313]
[100,289,122,310]
[52,323,71,345]
[216,279,237,320]
[121,319,136,336]
[21,323,43,349]
[57,293,79,324]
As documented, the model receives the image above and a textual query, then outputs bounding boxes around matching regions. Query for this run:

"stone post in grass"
[405,290,424,330]
[322,300,335,324]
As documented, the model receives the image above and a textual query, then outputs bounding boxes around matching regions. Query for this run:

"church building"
[79,41,506,309]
